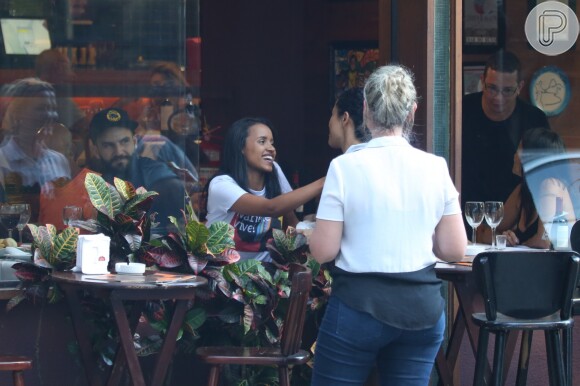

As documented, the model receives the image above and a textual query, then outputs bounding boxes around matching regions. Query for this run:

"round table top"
[52,270,208,290]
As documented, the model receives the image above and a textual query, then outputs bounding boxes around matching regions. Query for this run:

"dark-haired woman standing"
[328,87,370,154]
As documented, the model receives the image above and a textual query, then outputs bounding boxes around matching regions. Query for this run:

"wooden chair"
[196,264,312,386]
[0,355,33,386]
[471,251,580,386]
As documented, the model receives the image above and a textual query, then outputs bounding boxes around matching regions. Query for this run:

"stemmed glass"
[63,206,83,228]
[485,201,505,250]
[0,204,22,240]
[465,202,485,245]
[16,204,31,244]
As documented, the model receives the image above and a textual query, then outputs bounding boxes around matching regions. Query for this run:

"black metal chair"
[567,221,580,384]
[196,264,312,386]
[471,251,580,386]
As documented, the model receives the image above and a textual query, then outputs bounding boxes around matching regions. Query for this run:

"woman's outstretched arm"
[229,177,325,217]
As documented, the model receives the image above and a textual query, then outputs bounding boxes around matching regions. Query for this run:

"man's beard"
[102,156,131,177]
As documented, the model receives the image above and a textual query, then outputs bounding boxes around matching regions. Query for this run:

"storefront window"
[0,0,200,236]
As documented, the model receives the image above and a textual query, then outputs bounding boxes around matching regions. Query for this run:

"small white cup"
[115,262,146,274]
[496,235,507,250]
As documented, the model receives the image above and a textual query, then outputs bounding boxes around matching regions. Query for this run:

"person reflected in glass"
[88,107,187,234]
[111,62,198,180]
[479,127,575,248]
[0,78,72,223]
[309,65,466,385]
[204,117,325,262]
[34,49,86,136]
[462,50,551,240]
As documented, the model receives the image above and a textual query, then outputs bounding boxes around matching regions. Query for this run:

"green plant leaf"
[46,224,57,238]
[272,228,290,256]
[85,173,123,220]
[183,307,206,332]
[223,259,263,282]
[123,233,142,252]
[6,293,26,312]
[114,177,136,201]
[253,295,267,305]
[291,232,307,250]
[206,222,235,255]
[124,191,158,217]
[37,226,53,261]
[51,227,79,266]
[243,304,254,334]
[185,221,209,255]
[27,224,40,245]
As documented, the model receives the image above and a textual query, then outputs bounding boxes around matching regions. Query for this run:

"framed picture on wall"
[463,63,485,95]
[330,41,379,106]
[463,0,505,53]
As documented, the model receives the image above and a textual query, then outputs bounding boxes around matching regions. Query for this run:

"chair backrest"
[570,221,580,255]
[472,251,580,321]
[280,263,312,356]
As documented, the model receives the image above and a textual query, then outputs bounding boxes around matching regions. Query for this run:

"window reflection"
[0,0,199,235]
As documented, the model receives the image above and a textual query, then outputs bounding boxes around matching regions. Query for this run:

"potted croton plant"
[7,171,331,385]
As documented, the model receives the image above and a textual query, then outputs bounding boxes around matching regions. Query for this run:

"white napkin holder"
[75,234,110,274]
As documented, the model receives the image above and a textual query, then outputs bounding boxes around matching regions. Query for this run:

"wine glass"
[63,206,83,228]
[0,204,22,240]
[15,204,31,244]
[465,201,485,245]
[484,201,505,250]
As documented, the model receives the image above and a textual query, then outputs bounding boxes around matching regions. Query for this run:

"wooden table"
[434,262,520,386]
[52,271,207,386]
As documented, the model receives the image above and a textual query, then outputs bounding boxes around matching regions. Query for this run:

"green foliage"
[7,172,331,386]
[266,228,309,266]
[78,172,157,264]
[27,224,79,270]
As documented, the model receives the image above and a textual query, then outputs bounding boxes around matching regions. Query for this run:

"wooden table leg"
[150,299,190,386]
[61,285,104,386]
[107,300,146,386]
[110,293,146,386]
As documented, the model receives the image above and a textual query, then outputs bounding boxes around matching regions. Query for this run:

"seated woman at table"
[205,117,325,262]
[479,127,575,248]
[309,65,466,386]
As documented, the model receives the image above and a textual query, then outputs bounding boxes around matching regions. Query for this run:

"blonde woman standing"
[310,65,466,386]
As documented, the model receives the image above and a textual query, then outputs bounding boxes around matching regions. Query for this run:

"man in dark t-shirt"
[462,51,550,238]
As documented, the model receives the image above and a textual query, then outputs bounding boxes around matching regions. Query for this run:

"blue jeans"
[311,296,445,386]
